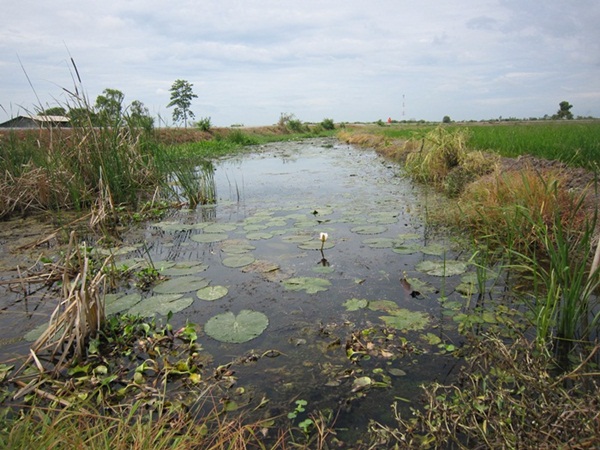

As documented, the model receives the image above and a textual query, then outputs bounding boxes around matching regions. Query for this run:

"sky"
[1,0,599,126]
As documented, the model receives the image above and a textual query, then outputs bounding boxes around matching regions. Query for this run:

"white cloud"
[1,1,599,125]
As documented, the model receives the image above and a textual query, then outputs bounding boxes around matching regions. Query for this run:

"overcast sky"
[1,1,599,126]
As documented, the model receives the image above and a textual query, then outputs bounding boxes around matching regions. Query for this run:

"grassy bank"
[339,121,600,448]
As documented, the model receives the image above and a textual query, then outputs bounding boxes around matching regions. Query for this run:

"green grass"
[465,121,600,168]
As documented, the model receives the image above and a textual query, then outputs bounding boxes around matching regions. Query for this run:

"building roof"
[0,115,70,128]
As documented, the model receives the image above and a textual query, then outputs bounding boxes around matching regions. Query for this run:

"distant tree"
[554,101,574,120]
[126,100,154,130]
[442,115,451,124]
[95,88,125,124]
[67,106,97,127]
[43,106,67,116]
[167,79,197,127]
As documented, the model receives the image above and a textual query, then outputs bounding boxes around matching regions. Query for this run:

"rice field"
[377,120,600,169]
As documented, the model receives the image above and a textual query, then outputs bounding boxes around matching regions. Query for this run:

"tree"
[167,79,197,127]
[442,115,451,124]
[95,88,125,124]
[554,101,573,120]
[126,100,154,130]
[43,106,67,116]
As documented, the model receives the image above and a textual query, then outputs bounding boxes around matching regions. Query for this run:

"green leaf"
[161,261,208,276]
[379,309,429,331]
[128,294,194,317]
[350,225,387,235]
[415,260,468,277]
[283,277,332,294]
[343,298,370,311]
[204,310,269,343]
[153,276,209,294]
[105,293,142,315]
[196,285,228,301]
[222,255,255,268]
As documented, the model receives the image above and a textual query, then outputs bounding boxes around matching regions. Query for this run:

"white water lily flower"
[319,232,328,242]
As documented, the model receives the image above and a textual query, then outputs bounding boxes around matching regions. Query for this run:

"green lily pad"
[391,243,422,255]
[416,260,469,277]
[128,294,194,317]
[191,233,229,243]
[283,277,332,294]
[153,276,209,294]
[24,323,50,342]
[362,237,402,249]
[222,254,255,268]
[350,225,387,235]
[368,300,401,313]
[281,234,313,244]
[196,285,228,301]
[161,261,208,276]
[246,231,274,240]
[244,224,268,232]
[221,241,256,254]
[105,293,142,315]
[421,243,449,256]
[405,277,437,295]
[204,310,269,343]
[298,240,334,250]
[204,223,237,233]
[343,298,370,311]
[379,309,429,331]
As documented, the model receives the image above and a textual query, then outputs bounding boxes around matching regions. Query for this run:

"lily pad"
[105,293,143,315]
[368,300,401,313]
[416,260,468,277]
[421,243,449,256]
[204,310,269,343]
[343,298,369,311]
[196,285,228,301]
[350,225,387,235]
[283,277,332,294]
[204,223,237,233]
[362,237,402,249]
[298,240,334,250]
[281,234,313,244]
[222,254,255,268]
[391,243,422,255]
[161,261,208,276]
[153,275,209,294]
[191,233,229,243]
[128,294,194,317]
[246,231,274,240]
[379,309,429,331]
[221,241,256,254]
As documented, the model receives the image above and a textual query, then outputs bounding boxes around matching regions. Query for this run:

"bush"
[320,118,335,130]
[196,117,212,132]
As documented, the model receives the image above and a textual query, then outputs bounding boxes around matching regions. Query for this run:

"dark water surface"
[1,138,475,439]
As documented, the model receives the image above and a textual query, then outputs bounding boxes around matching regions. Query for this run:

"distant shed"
[0,115,70,128]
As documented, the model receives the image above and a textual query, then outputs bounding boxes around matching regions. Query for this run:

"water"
[1,137,476,440]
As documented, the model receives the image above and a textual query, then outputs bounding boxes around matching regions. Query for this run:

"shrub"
[320,118,335,130]
[196,117,212,132]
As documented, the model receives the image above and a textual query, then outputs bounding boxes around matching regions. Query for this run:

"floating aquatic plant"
[416,260,468,277]
[153,275,209,294]
[204,310,269,343]
[283,277,332,294]
[196,285,228,301]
